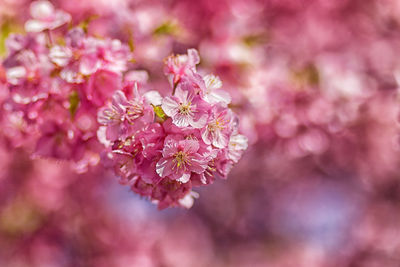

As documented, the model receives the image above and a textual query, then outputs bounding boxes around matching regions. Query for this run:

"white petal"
[177,172,191,183]
[173,113,190,127]
[144,91,163,106]
[49,46,72,66]
[161,97,179,117]
[178,191,199,208]
[6,66,26,84]
[30,1,54,18]
[204,74,222,89]
[213,130,229,148]
[125,70,149,84]
[25,20,48,32]
[207,90,231,105]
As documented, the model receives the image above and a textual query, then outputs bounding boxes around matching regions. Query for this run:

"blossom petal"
[30,1,54,19]
[204,74,222,89]
[161,97,179,117]
[173,113,191,127]
[189,154,207,174]
[188,48,200,66]
[175,85,190,103]
[212,130,229,148]
[190,113,208,128]
[181,139,199,154]
[156,157,175,178]
[144,91,163,106]
[25,20,48,33]
[49,46,72,67]
[207,90,231,105]
[177,172,191,183]
[162,139,178,157]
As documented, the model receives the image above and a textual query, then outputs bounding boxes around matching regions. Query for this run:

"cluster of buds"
[1,1,247,208]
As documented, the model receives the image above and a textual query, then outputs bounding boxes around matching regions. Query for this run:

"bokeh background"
[2,0,400,266]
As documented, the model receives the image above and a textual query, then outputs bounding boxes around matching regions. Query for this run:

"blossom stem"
[172,82,178,95]
[46,30,54,46]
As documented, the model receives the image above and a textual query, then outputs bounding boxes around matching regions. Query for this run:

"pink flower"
[201,105,234,148]
[104,123,164,185]
[201,74,231,105]
[97,86,154,141]
[162,82,209,128]
[4,47,52,104]
[25,1,71,32]
[85,69,121,106]
[50,28,132,84]
[79,37,132,75]
[156,135,207,183]
[34,120,85,161]
[164,48,200,85]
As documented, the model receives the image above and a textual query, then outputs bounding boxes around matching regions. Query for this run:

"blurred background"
[2,0,400,266]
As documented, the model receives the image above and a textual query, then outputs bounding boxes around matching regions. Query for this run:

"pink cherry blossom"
[85,69,121,106]
[50,28,133,84]
[164,48,200,85]
[156,135,207,183]
[162,82,209,128]
[34,120,85,161]
[98,86,154,141]
[201,105,234,148]
[25,1,71,32]
[3,33,53,104]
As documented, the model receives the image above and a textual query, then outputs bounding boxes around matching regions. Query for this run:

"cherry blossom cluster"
[98,49,247,209]
[1,0,247,209]
[2,3,133,172]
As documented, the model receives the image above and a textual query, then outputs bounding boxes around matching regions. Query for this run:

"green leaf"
[153,21,179,37]
[153,105,167,122]
[242,33,269,47]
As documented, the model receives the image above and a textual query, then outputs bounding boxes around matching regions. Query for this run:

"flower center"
[179,102,192,115]
[126,102,143,121]
[104,109,121,123]
[173,151,189,169]
[208,119,224,132]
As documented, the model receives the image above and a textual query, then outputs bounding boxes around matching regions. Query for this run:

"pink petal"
[173,113,191,128]
[49,46,72,67]
[212,130,229,148]
[174,84,190,103]
[162,139,178,157]
[187,48,200,66]
[111,91,129,113]
[80,55,100,75]
[156,157,175,178]
[190,113,208,128]
[161,97,179,117]
[189,154,207,174]
[201,127,212,145]
[181,139,199,154]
